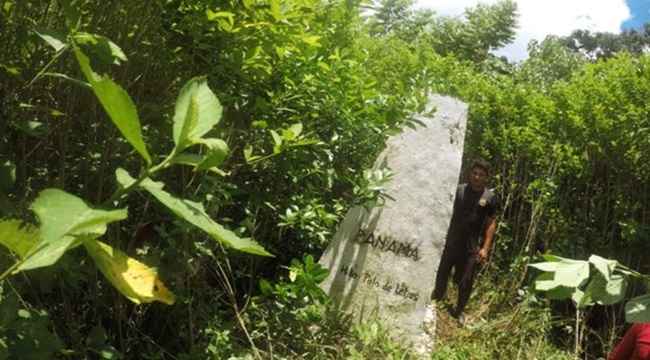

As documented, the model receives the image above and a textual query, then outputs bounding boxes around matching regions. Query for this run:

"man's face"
[469,167,488,189]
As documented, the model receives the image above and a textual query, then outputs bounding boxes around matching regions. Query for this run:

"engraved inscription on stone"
[319,94,468,347]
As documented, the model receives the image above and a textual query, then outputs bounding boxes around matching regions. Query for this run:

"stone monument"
[319,94,468,348]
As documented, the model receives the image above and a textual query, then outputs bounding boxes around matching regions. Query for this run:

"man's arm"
[477,216,497,262]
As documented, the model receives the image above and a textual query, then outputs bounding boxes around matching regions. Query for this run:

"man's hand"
[477,247,489,262]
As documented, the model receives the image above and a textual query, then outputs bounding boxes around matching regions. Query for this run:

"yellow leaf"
[83,239,175,305]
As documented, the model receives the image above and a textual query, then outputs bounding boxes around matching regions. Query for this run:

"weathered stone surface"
[319,94,468,347]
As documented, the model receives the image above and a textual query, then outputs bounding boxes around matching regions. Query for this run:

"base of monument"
[414,304,436,357]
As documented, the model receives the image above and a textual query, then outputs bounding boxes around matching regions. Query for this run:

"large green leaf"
[73,46,151,165]
[32,24,67,52]
[625,294,650,323]
[539,253,563,262]
[30,189,127,242]
[528,261,559,273]
[170,154,226,175]
[532,272,557,292]
[17,189,127,271]
[175,93,199,150]
[0,220,40,259]
[115,169,271,256]
[530,256,589,288]
[173,77,223,149]
[16,235,77,272]
[554,258,590,288]
[571,288,586,305]
[192,138,229,171]
[547,286,576,300]
[581,272,628,306]
[589,254,618,281]
[533,272,579,300]
[74,33,127,65]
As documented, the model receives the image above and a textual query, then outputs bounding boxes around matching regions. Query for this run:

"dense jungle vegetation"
[2,0,650,358]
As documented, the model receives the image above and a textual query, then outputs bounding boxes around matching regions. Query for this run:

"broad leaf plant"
[0,12,272,306]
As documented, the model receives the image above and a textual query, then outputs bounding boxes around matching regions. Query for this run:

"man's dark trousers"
[432,246,478,315]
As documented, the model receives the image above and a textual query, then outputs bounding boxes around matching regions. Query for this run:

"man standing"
[432,158,499,326]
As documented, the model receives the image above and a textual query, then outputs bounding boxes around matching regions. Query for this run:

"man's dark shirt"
[446,183,499,252]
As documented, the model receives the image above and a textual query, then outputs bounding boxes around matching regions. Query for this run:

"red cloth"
[608,323,650,360]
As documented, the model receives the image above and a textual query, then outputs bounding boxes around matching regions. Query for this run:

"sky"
[415,0,650,62]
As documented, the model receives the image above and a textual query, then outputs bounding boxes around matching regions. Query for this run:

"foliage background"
[2,0,650,359]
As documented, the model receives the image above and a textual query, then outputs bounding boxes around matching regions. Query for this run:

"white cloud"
[415,0,631,61]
